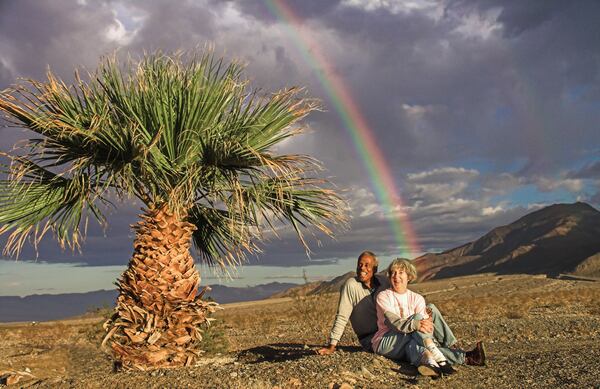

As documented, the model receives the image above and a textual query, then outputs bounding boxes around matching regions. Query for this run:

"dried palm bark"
[102,205,220,370]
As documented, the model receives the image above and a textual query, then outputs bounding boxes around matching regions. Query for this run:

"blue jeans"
[376,304,465,365]
[427,303,464,364]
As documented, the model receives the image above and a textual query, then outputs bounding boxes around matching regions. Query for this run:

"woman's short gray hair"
[386,258,418,283]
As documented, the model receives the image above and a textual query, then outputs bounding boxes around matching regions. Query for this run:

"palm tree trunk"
[102,204,219,370]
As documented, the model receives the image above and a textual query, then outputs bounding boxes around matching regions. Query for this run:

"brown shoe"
[465,341,486,366]
[418,363,441,377]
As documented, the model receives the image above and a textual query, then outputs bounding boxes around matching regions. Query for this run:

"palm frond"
[236,174,348,250]
[187,204,259,269]
[0,156,107,256]
[189,170,348,267]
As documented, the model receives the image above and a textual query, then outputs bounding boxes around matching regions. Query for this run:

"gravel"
[1,274,599,388]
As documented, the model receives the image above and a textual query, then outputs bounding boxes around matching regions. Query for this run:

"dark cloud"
[234,0,341,24]
[123,0,220,52]
[0,0,121,83]
[568,161,600,179]
[1,0,599,268]
[591,189,600,207]
[448,0,561,38]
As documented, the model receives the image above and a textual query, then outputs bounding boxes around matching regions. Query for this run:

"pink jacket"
[371,288,428,352]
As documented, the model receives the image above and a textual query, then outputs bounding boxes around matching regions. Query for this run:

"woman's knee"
[426,303,439,314]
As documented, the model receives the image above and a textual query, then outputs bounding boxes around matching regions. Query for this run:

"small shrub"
[290,270,337,342]
[199,322,229,355]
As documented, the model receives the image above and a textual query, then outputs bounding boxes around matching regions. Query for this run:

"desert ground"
[1,273,600,388]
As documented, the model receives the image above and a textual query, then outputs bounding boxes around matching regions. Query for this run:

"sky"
[1,0,599,295]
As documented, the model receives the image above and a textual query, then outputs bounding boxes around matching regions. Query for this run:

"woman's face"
[389,267,409,294]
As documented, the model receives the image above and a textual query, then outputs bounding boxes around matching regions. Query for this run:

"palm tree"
[0,51,346,370]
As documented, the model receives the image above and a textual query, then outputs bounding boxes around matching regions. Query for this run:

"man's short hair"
[386,258,417,283]
[358,250,378,268]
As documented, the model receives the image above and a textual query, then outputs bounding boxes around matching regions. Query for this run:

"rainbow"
[264,0,421,257]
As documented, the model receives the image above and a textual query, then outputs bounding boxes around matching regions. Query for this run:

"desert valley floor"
[1,273,600,388]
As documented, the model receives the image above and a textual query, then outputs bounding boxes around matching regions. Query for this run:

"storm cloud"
[1,0,598,267]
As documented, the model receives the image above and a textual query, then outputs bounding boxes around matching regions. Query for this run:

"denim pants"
[376,304,465,365]
[427,303,465,364]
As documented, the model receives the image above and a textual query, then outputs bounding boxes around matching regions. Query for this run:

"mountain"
[413,202,600,281]
[0,290,119,323]
[270,271,356,298]
[204,282,296,303]
[0,282,296,323]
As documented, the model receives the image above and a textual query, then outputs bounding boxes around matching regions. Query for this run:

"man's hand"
[418,316,434,334]
[317,344,336,355]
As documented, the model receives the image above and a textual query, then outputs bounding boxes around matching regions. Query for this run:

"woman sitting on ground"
[371,258,486,377]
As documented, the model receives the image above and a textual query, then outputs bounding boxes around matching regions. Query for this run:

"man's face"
[356,255,376,284]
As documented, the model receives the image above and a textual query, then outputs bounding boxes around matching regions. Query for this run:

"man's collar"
[357,274,380,291]
[372,275,381,289]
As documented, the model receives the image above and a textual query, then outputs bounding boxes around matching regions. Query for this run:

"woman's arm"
[413,293,433,334]
[383,310,421,333]
[376,290,421,333]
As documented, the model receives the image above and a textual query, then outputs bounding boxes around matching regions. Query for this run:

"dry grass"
[212,293,342,352]
[290,292,337,341]
[0,319,108,383]
[198,321,229,355]
[434,285,600,320]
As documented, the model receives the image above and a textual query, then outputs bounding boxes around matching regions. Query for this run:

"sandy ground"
[1,273,600,388]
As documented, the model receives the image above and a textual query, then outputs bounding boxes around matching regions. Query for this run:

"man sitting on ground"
[317,251,387,355]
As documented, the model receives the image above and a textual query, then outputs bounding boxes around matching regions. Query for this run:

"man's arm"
[317,344,336,355]
[317,280,355,355]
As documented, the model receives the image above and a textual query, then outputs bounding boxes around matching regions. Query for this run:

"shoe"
[465,341,486,366]
[418,363,441,377]
[438,361,457,376]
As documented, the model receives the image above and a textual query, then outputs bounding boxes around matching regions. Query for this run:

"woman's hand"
[418,316,434,334]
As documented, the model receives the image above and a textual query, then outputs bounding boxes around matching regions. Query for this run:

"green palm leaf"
[0,49,347,267]
[0,156,106,256]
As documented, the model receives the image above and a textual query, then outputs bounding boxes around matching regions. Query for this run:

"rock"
[360,366,375,379]
[7,375,23,385]
[328,383,353,389]
[0,370,35,386]
[340,371,357,384]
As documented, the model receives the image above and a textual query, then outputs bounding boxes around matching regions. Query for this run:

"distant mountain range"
[4,202,598,322]
[0,282,295,323]
[413,202,600,281]
[269,271,356,298]
[274,202,600,298]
